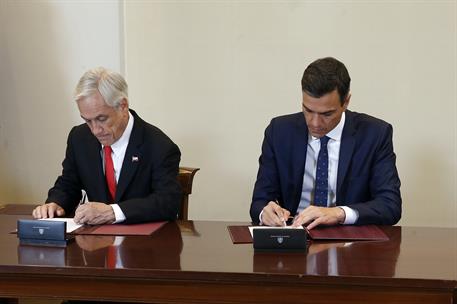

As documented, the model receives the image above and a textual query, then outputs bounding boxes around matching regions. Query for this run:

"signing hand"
[74,202,115,225]
[292,206,345,230]
[261,201,291,227]
[32,202,65,219]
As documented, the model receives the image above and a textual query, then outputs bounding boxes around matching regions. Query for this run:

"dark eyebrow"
[302,104,336,116]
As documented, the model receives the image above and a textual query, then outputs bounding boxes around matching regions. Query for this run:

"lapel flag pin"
[132,156,139,162]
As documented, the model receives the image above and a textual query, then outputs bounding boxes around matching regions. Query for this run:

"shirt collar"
[309,111,346,142]
[104,111,134,154]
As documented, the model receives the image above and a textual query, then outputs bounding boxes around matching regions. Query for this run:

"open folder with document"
[228,225,389,244]
[39,218,167,236]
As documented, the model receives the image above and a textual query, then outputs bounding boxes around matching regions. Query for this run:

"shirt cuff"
[259,210,264,225]
[339,206,358,225]
[111,204,126,224]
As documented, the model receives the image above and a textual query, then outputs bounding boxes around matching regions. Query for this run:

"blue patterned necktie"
[314,136,330,207]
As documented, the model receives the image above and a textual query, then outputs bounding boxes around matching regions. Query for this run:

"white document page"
[248,225,304,237]
[39,218,82,233]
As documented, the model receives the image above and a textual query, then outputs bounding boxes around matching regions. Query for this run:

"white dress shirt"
[297,112,358,224]
[102,111,134,223]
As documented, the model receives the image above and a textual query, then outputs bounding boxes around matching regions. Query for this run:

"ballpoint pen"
[79,192,87,206]
[274,200,288,227]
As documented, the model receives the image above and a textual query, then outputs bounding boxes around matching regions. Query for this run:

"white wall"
[0,1,123,202]
[0,1,455,228]
[124,1,457,227]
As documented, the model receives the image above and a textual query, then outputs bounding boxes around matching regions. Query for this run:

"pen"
[274,199,287,227]
[79,192,87,206]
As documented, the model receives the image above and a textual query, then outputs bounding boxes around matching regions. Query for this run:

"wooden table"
[0,204,456,303]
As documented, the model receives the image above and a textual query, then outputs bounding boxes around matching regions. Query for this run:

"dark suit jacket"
[250,110,401,225]
[47,110,182,224]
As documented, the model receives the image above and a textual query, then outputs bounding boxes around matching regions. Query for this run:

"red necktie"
[104,146,116,201]
[106,245,117,269]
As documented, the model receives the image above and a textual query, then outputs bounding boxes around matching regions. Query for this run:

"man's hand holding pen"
[260,200,345,229]
[74,193,116,225]
[260,201,291,227]
[74,202,116,225]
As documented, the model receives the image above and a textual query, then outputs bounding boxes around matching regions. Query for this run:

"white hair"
[74,67,128,107]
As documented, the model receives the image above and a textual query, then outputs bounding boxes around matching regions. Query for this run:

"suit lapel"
[290,114,308,212]
[115,112,144,202]
[337,111,356,199]
[86,134,109,201]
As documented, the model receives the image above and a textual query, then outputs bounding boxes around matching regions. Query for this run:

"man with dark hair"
[250,57,401,229]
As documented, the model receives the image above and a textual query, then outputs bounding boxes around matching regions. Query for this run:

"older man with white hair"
[33,67,182,224]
